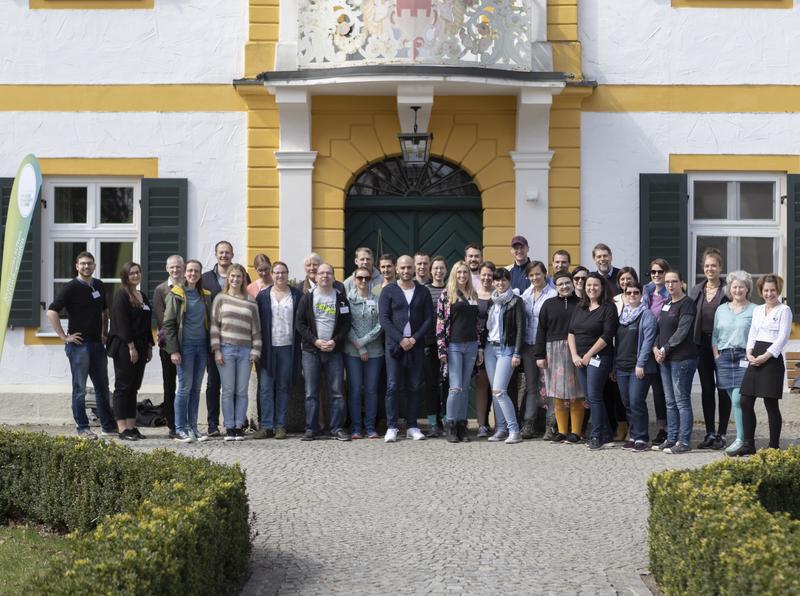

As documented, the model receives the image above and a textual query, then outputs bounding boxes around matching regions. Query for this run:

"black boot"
[457,420,470,443]
[446,420,459,443]
[728,441,756,457]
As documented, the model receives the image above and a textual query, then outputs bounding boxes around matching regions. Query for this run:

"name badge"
[366,300,376,307]
[142,304,150,311]
[91,291,101,299]
[468,299,478,306]
[589,356,602,368]
[739,360,749,368]
[340,306,350,314]
[661,304,670,312]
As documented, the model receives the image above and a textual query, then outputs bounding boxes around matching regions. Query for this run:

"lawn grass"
[0,524,70,593]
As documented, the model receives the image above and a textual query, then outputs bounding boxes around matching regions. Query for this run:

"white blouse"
[746,303,792,358]
[271,291,294,347]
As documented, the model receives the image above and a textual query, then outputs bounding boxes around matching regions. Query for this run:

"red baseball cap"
[511,235,528,247]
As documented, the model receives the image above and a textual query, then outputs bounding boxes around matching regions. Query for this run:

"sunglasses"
[625,290,641,296]
[356,276,371,281]
[650,269,664,275]
[573,277,587,282]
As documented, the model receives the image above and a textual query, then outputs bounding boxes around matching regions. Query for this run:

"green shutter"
[787,175,800,322]
[0,177,42,326]
[140,178,187,299]
[639,174,688,281]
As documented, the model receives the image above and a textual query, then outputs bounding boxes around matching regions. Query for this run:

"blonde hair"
[446,260,477,304]
[223,263,249,298]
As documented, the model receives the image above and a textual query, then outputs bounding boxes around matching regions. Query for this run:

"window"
[43,178,140,323]
[689,173,783,301]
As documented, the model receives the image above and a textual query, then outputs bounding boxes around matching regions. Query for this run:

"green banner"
[0,155,42,363]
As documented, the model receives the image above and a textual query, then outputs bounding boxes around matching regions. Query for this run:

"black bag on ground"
[136,399,167,427]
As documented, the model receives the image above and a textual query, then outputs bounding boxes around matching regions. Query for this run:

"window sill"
[30,0,154,9]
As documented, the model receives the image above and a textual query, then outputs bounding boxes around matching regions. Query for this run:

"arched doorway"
[345,157,482,276]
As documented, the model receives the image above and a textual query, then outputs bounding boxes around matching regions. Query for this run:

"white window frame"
[688,172,785,286]
[40,177,141,330]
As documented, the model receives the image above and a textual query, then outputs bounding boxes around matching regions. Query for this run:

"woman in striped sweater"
[210,263,262,441]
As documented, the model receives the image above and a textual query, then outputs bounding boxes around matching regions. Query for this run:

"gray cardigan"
[345,289,384,358]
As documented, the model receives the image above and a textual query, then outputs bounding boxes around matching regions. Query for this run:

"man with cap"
[507,235,531,294]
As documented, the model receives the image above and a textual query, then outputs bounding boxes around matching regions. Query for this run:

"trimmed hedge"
[0,429,250,595]
[648,446,800,595]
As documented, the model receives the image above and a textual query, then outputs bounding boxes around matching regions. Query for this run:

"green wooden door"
[345,196,482,276]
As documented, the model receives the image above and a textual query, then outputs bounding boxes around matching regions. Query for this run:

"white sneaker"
[384,428,399,443]
[505,432,522,444]
[406,427,426,441]
[487,431,509,442]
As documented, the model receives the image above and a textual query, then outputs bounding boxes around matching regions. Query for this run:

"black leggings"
[740,394,782,449]
[698,333,731,435]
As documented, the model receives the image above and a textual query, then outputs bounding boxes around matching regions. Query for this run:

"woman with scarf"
[534,270,585,442]
[481,267,525,444]
[474,261,496,438]
[436,260,482,443]
[568,273,618,450]
[643,258,670,445]
[614,281,657,452]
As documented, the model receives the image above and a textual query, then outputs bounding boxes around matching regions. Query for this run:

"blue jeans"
[345,354,382,434]
[302,351,346,433]
[484,344,519,434]
[65,341,115,432]
[660,358,698,445]
[576,354,613,442]
[174,342,207,435]
[218,343,252,430]
[384,345,424,430]
[616,369,654,443]
[259,345,294,430]
[446,342,478,421]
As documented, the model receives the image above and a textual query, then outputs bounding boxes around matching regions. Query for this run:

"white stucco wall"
[580,111,800,269]
[0,0,247,84]
[0,111,247,388]
[580,1,800,84]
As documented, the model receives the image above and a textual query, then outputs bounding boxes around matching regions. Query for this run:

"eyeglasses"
[664,280,680,285]
[650,269,664,275]
[356,276,371,281]
[256,268,270,274]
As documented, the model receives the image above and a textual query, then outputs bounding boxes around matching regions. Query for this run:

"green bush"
[0,429,250,595]
[648,446,800,595]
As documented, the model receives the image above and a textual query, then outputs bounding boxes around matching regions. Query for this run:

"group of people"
[48,236,790,456]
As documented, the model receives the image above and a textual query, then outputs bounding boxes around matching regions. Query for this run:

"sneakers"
[587,437,612,450]
[652,439,676,451]
[724,438,743,456]
[100,428,117,438]
[207,428,221,438]
[520,420,536,440]
[384,428,399,443]
[367,430,380,439]
[564,433,582,444]
[653,428,667,445]
[487,431,509,442]
[622,440,636,450]
[476,425,491,439]
[195,431,210,442]
[664,442,691,454]
[77,428,99,440]
[351,432,363,440]
[224,429,237,442]
[132,428,146,440]
[406,427,426,441]
[632,441,650,453]
[234,428,245,441]
[118,429,138,441]
[334,430,351,442]
[301,429,315,441]
[542,427,558,442]
[697,433,715,449]
[711,434,727,450]
[251,428,272,440]
[727,441,756,457]
[550,433,567,443]
[275,427,287,440]
[174,430,195,443]
[505,432,522,444]
[168,430,178,440]
[426,425,443,438]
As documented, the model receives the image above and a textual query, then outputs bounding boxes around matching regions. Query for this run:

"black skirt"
[740,341,784,400]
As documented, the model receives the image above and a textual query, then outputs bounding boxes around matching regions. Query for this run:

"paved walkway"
[16,395,800,595]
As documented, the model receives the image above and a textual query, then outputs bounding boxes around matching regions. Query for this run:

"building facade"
[1,0,799,391]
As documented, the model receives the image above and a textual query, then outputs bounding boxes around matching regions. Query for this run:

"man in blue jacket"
[378,255,434,443]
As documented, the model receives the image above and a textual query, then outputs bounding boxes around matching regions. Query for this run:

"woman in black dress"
[730,274,792,456]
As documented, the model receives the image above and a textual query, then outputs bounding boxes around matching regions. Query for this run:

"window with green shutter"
[639,173,688,281]
[141,178,187,299]
[787,174,800,321]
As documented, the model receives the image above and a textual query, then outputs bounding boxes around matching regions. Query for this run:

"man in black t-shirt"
[46,251,116,439]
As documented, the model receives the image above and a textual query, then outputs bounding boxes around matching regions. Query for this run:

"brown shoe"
[274,427,287,440]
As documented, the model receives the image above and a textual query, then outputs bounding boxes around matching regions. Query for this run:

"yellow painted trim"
[30,0,153,8]
[583,85,800,113]
[23,328,63,346]
[0,85,248,112]
[672,0,792,8]
[39,158,159,177]
[669,154,800,174]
